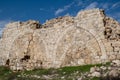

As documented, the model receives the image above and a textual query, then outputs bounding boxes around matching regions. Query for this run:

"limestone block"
[114,47,120,52]
[116,54,120,59]
[104,43,113,52]
[84,58,92,64]
[77,59,85,65]
[112,60,120,66]
[91,71,101,77]
[109,69,119,77]
[109,54,116,60]
[111,42,120,47]
[10,66,16,70]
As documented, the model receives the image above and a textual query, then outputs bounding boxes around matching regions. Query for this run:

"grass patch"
[0,62,111,80]
[0,66,19,80]
[91,77,100,80]
[22,68,57,75]
[57,62,110,75]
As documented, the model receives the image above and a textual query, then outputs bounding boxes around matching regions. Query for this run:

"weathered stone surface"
[111,60,120,66]
[0,9,120,70]
[91,71,101,77]
[88,59,120,78]
[109,69,119,77]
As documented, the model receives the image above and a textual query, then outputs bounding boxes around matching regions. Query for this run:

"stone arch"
[9,32,47,70]
[55,26,102,67]
[75,25,107,62]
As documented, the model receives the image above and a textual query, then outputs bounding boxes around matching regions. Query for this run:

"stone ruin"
[0,9,120,71]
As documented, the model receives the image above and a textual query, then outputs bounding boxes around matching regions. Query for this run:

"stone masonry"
[0,9,120,70]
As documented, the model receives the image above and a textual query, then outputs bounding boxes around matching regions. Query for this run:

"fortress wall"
[0,9,120,70]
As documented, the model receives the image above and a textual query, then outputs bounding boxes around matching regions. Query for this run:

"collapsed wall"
[0,9,120,71]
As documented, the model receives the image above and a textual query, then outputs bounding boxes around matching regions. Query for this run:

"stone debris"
[88,60,120,79]
[43,16,74,28]
[83,63,119,80]
[111,60,120,66]
[91,71,101,77]
[15,60,120,80]
[0,8,120,71]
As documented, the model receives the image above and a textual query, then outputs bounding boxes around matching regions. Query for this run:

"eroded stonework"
[0,9,120,70]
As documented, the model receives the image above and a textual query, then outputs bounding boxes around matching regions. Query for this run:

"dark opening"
[107,35,111,39]
[104,31,107,35]
[36,24,42,29]
[117,34,120,37]
[20,55,30,62]
[6,59,10,66]
[109,29,112,33]
[24,55,30,59]
[40,62,43,65]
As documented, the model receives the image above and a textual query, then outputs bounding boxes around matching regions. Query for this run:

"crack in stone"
[26,33,34,55]
[21,32,34,62]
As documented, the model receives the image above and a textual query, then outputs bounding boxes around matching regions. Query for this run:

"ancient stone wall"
[0,9,120,70]
[103,17,120,60]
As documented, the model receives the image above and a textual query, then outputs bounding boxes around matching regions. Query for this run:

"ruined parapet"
[103,17,120,60]
[43,16,74,28]
[0,20,44,70]
[104,17,120,41]
[0,9,120,71]
[75,9,108,62]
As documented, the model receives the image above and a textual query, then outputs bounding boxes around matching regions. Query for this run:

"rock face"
[0,9,120,70]
[89,60,120,79]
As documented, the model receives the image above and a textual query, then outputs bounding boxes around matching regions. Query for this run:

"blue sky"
[0,0,120,35]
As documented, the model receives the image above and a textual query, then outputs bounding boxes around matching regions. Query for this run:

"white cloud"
[112,2,120,8]
[55,2,74,16]
[65,13,71,16]
[55,9,64,16]
[85,2,98,10]
[0,20,11,36]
